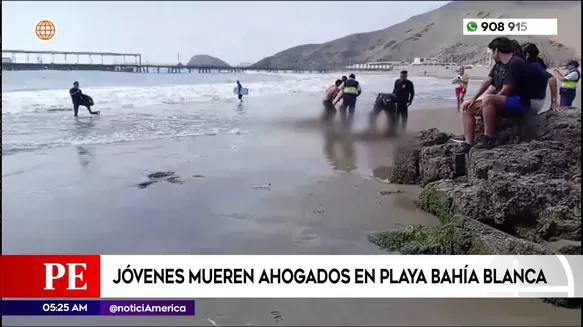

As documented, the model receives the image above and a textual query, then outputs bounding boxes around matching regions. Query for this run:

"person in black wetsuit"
[392,70,415,131]
[69,81,97,117]
[369,93,397,135]
[236,80,243,101]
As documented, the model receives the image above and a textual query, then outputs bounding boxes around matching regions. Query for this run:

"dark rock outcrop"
[389,128,455,185]
[187,55,231,68]
[373,109,581,308]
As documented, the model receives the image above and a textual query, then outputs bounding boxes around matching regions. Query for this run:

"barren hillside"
[252,1,581,70]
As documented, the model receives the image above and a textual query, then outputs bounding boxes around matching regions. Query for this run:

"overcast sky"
[2,1,449,65]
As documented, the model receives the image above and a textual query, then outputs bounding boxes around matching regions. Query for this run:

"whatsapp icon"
[466,21,478,32]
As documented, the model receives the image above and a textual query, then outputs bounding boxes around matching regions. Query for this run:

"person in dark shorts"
[69,81,97,117]
[392,70,414,131]
[369,93,397,135]
[553,60,580,108]
[458,37,531,152]
[322,79,343,122]
[236,80,244,101]
[334,74,361,127]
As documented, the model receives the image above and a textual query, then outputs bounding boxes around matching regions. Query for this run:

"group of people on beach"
[456,36,580,153]
[323,74,362,126]
[319,36,580,151]
[322,71,415,135]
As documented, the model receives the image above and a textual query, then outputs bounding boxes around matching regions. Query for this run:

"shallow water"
[3,70,579,326]
[2,70,476,153]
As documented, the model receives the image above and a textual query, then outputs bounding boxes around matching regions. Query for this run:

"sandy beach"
[3,90,581,325]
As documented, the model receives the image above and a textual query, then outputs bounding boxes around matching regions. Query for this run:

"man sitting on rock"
[458,37,531,153]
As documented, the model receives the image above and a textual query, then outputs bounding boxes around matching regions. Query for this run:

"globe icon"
[35,20,56,41]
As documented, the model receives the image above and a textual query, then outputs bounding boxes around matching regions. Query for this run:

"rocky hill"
[187,55,231,68]
[252,1,581,70]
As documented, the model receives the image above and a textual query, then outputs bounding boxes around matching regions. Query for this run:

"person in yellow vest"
[553,60,580,108]
[452,67,470,112]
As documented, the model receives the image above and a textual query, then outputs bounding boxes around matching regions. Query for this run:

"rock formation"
[369,109,581,308]
[187,55,231,68]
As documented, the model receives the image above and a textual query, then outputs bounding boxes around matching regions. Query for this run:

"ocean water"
[2,70,464,153]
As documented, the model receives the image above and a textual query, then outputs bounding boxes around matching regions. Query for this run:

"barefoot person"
[322,79,343,122]
[452,67,469,112]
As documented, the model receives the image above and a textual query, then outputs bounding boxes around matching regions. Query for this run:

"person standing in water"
[69,81,97,117]
[322,79,343,123]
[236,80,244,101]
[452,67,469,112]
[333,76,349,108]
[334,73,361,127]
[392,70,414,131]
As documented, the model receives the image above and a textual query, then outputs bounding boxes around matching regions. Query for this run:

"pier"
[1,50,336,74]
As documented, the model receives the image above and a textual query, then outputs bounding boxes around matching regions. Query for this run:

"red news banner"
[3,254,583,300]
[0,255,101,298]
[0,255,194,316]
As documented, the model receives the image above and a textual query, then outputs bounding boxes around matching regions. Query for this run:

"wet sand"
[3,105,580,326]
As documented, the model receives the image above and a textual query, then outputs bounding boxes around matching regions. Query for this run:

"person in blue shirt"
[522,43,560,113]
[459,37,531,152]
